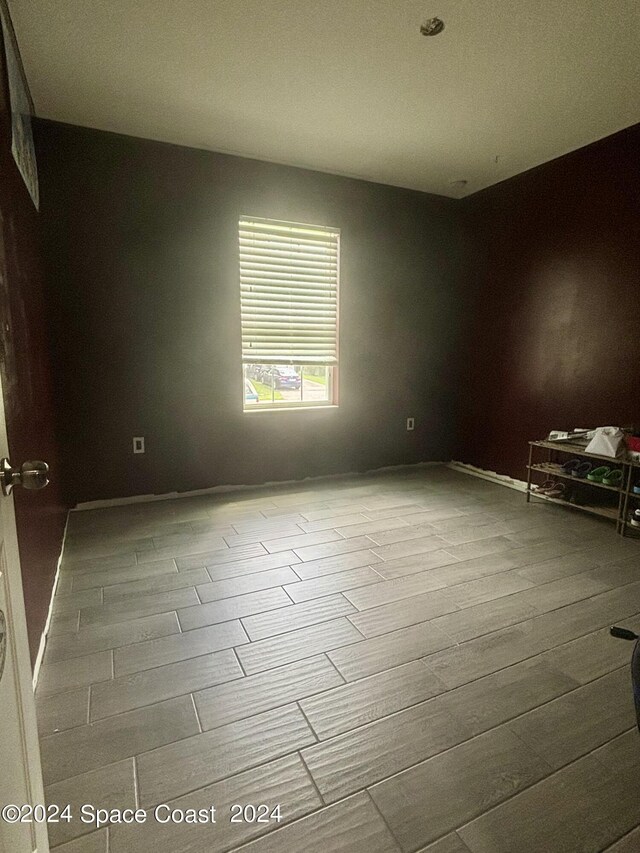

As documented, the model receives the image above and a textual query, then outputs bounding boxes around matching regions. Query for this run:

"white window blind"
[240,217,339,365]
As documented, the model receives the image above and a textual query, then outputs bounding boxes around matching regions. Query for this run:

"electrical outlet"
[133,436,145,454]
[406,417,415,431]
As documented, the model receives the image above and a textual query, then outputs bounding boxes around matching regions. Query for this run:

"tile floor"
[36,466,640,852]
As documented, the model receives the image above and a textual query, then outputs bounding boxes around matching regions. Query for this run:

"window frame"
[239,216,340,413]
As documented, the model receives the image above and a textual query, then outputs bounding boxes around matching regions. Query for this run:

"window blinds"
[240,218,339,365]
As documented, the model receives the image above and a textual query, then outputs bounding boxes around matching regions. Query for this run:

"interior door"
[0,370,49,852]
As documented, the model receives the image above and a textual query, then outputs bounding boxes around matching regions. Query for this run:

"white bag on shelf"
[584,426,625,458]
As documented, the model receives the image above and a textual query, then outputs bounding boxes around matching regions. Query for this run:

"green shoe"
[602,469,623,487]
[588,466,610,483]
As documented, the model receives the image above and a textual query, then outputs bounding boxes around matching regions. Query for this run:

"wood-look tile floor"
[36,466,640,853]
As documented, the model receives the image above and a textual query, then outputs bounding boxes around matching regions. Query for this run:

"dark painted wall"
[457,123,640,480]
[35,121,470,504]
[0,28,66,661]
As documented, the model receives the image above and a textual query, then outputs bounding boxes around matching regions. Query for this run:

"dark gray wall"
[36,121,470,504]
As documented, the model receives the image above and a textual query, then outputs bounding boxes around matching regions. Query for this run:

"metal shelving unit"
[526,440,638,535]
[621,476,640,538]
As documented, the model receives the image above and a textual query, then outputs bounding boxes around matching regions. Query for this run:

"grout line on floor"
[364,788,404,851]
[237,618,252,645]
[189,693,203,734]
[281,584,297,604]
[295,701,319,742]
[132,756,140,808]
[232,646,248,677]
[296,749,327,807]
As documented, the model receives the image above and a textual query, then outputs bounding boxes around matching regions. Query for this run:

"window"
[240,217,339,410]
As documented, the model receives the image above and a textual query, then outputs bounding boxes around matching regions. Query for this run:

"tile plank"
[63,552,137,573]
[439,569,535,608]
[348,591,459,638]
[299,513,370,532]
[136,535,229,562]
[301,660,446,740]
[329,621,453,682]
[344,571,449,611]
[302,697,472,802]
[540,623,635,684]
[52,830,108,853]
[178,587,291,630]
[137,704,315,807]
[45,759,134,848]
[114,619,247,675]
[41,695,199,785]
[242,594,357,640]
[36,687,89,736]
[334,516,410,539]
[373,550,459,580]
[203,549,300,581]
[91,648,242,719]
[110,754,321,852]
[293,548,382,579]
[507,667,635,769]
[293,535,378,562]
[102,567,210,602]
[70,559,178,591]
[432,656,580,736]
[371,535,449,561]
[237,617,363,675]
[437,536,515,562]
[196,566,299,602]
[369,727,551,851]
[458,744,640,853]
[38,651,113,696]
[195,655,343,729]
[223,525,304,549]
[52,587,103,614]
[44,612,180,663]
[238,791,401,853]
[79,586,199,627]
[264,528,344,553]
[176,542,267,571]
[285,567,383,603]
[415,834,473,853]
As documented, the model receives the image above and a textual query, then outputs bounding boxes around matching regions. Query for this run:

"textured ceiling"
[8,0,640,197]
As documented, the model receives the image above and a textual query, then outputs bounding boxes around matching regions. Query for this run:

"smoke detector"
[421,17,445,36]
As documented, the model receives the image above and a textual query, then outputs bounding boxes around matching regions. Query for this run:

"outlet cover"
[406,418,415,431]
[133,436,145,454]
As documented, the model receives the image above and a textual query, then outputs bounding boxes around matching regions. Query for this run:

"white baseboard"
[32,511,70,690]
[73,461,445,511]
[448,460,528,492]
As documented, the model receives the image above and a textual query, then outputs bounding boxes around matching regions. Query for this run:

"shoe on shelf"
[602,469,623,487]
[573,461,592,478]
[532,480,557,494]
[545,483,566,499]
[588,466,611,483]
[561,458,581,474]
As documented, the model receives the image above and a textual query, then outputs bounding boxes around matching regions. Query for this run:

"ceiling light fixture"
[450,179,468,190]
[420,17,445,36]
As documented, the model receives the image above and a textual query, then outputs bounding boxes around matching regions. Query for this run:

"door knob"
[0,458,49,496]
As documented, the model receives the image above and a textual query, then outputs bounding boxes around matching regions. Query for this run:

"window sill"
[243,405,339,414]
